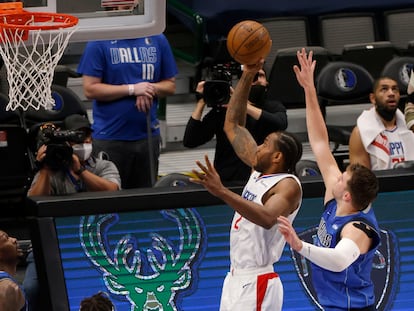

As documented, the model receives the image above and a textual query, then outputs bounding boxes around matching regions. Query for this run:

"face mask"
[248,85,267,106]
[375,105,397,122]
[72,143,93,161]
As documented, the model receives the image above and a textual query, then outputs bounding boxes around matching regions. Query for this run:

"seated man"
[183,67,288,183]
[28,114,121,196]
[25,114,121,310]
[349,76,414,170]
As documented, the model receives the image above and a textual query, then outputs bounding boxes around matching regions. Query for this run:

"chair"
[24,84,89,153]
[318,12,378,56]
[381,56,414,98]
[266,46,331,109]
[316,61,374,169]
[384,9,414,52]
[154,173,202,188]
[342,41,397,79]
[258,16,311,74]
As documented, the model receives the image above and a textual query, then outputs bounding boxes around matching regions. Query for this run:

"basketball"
[226,20,272,65]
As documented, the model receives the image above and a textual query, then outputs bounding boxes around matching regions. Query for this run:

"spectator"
[279,48,381,311]
[77,34,178,189]
[28,114,121,196]
[183,68,287,183]
[191,59,302,311]
[79,292,115,311]
[404,70,414,131]
[349,76,414,170]
[25,114,120,311]
[0,230,27,311]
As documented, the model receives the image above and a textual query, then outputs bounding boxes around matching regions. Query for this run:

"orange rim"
[0,12,78,30]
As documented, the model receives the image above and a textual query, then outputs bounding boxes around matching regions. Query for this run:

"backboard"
[4,0,166,42]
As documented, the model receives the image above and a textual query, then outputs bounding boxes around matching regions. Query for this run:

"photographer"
[183,67,288,183]
[28,114,121,196]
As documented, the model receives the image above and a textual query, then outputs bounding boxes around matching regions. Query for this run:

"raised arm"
[349,126,372,169]
[294,49,341,201]
[224,61,263,167]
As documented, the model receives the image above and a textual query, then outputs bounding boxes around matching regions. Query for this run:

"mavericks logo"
[80,208,205,311]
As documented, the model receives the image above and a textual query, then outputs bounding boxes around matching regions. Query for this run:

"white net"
[0,15,77,111]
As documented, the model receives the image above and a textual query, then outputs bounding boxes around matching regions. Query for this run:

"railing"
[166,0,205,65]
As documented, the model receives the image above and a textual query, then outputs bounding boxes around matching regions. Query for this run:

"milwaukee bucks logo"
[80,208,204,311]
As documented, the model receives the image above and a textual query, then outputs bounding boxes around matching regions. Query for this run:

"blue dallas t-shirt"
[77,35,178,141]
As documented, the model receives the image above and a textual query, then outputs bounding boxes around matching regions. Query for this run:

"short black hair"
[79,292,114,311]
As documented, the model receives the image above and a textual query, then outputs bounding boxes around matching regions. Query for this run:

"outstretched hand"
[293,48,316,90]
[190,155,225,196]
[277,215,303,252]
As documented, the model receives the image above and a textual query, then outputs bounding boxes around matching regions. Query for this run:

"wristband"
[128,84,135,96]
[195,92,203,101]
[75,165,86,176]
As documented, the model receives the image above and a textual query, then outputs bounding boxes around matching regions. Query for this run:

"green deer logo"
[80,208,204,311]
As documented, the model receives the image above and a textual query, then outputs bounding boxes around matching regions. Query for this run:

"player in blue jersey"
[277,48,381,311]
[0,230,27,310]
[78,34,178,189]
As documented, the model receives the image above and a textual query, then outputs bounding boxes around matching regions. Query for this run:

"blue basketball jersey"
[0,271,28,310]
[311,199,381,310]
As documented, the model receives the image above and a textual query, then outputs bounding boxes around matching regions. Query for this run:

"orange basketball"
[226,20,272,65]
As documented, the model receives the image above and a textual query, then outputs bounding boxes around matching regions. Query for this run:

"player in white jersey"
[191,59,303,311]
[349,76,414,170]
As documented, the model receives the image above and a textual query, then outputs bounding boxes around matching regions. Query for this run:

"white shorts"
[219,265,283,311]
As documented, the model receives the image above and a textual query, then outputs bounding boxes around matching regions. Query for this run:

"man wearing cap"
[28,114,121,196]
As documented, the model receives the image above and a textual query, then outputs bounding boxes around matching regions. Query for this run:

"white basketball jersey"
[229,171,302,269]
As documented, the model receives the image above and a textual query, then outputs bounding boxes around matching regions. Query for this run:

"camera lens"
[203,80,231,108]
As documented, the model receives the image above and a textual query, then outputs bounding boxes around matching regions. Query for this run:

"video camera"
[37,123,86,171]
[203,62,241,108]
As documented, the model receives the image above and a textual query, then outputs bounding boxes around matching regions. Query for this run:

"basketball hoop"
[0,2,78,111]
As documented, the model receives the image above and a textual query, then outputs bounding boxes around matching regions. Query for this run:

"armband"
[128,84,135,96]
[75,165,86,176]
[353,222,374,238]
[195,92,203,101]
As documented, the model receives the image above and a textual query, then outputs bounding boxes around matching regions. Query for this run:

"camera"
[203,63,237,108]
[37,123,86,171]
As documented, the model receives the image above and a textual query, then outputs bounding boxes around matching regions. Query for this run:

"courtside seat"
[381,56,414,109]
[266,46,331,109]
[24,84,89,152]
[316,61,374,169]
